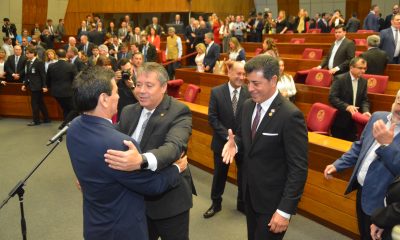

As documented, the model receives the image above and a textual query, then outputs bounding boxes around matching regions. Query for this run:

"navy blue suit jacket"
[203,42,220,72]
[333,112,400,215]
[363,12,379,32]
[379,27,397,63]
[66,115,181,240]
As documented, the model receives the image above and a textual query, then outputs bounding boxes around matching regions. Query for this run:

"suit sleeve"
[319,47,331,68]
[375,143,400,177]
[371,202,400,228]
[237,49,246,61]
[337,41,355,71]
[39,62,47,88]
[149,105,192,170]
[278,109,308,214]
[208,88,228,140]
[329,76,349,111]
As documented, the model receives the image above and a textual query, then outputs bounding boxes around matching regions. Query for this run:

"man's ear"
[271,75,278,86]
[98,92,108,108]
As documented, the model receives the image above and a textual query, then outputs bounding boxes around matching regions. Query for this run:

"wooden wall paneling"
[22,0,47,33]
[277,0,299,18]
[346,0,372,27]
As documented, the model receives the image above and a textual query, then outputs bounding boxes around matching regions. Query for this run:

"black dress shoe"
[27,121,41,126]
[203,205,221,218]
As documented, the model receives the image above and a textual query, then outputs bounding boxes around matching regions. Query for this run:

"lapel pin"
[160,113,165,117]
[269,112,273,117]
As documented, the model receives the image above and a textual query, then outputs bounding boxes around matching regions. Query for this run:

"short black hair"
[26,46,37,55]
[244,54,279,80]
[72,66,115,112]
[334,24,346,31]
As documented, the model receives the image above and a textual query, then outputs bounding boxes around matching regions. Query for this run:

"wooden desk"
[183,100,358,238]
[262,33,374,43]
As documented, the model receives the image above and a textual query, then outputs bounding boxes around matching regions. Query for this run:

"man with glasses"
[328,57,371,141]
[324,90,400,240]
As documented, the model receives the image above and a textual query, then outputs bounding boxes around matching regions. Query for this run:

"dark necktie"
[251,104,262,140]
[232,89,238,116]
[15,56,19,72]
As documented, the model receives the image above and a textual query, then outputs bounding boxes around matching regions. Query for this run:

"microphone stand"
[0,136,64,240]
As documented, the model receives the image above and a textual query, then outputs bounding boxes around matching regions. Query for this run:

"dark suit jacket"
[184,25,195,45]
[346,17,360,32]
[380,28,397,63]
[77,28,89,39]
[236,93,308,214]
[372,174,400,228]
[364,12,379,32]
[72,56,86,72]
[46,59,77,97]
[360,47,389,75]
[139,43,157,62]
[209,83,250,153]
[4,55,26,82]
[193,28,208,47]
[384,14,394,30]
[66,114,181,240]
[317,20,330,33]
[117,79,137,120]
[333,112,400,215]
[23,58,46,91]
[329,72,370,133]
[320,37,355,74]
[117,51,132,61]
[117,95,194,219]
[40,34,55,50]
[2,24,17,38]
[203,43,220,72]
[88,30,104,46]
[78,42,95,57]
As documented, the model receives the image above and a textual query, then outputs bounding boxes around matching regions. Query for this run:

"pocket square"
[262,133,279,136]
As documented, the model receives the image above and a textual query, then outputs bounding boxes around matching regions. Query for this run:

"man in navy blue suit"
[324,90,400,240]
[379,14,400,64]
[203,32,220,73]
[66,66,187,240]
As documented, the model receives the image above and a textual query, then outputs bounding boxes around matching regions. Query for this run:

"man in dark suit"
[222,55,308,240]
[116,58,137,120]
[315,24,355,75]
[40,29,55,50]
[346,12,361,32]
[2,18,17,45]
[139,34,157,62]
[360,35,389,75]
[117,43,132,61]
[329,57,371,141]
[66,66,186,240]
[46,49,77,120]
[78,35,95,57]
[4,45,26,82]
[203,32,220,73]
[104,62,194,240]
[324,90,400,240]
[379,14,400,64]
[87,25,105,47]
[184,18,197,65]
[77,20,89,39]
[21,46,50,126]
[67,46,86,72]
[318,13,331,33]
[364,5,380,32]
[383,4,399,30]
[145,17,164,36]
[203,62,250,219]
[193,20,208,48]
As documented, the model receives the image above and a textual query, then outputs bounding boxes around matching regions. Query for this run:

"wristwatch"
[140,154,148,169]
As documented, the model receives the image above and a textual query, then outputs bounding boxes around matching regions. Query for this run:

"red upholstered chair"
[158,50,167,63]
[307,102,338,135]
[305,69,333,87]
[183,84,201,103]
[254,48,263,56]
[307,28,321,34]
[357,30,374,33]
[285,30,294,34]
[302,48,323,60]
[352,112,371,139]
[330,28,335,33]
[290,38,305,44]
[355,51,363,57]
[167,79,184,98]
[362,74,389,94]
[354,39,367,46]
[294,69,311,83]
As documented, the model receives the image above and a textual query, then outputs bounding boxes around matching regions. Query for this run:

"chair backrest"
[352,112,371,140]
[357,30,374,33]
[254,48,263,56]
[363,74,389,94]
[307,102,338,135]
[330,28,335,34]
[183,84,201,103]
[158,50,166,63]
[167,79,184,98]
[305,69,333,87]
[285,30,294,34]
[290,38,305,44]
[302,48,323,60]
[307,28,321,34]
[355,50,363,57]
[354,38,367,46]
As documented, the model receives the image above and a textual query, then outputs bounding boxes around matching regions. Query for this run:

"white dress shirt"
[350,72,358,106]
[392,26,400,57]
[228,82,241,100]
[328,37,345,70]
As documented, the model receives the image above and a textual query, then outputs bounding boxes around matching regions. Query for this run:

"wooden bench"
[262,32,375,43]
[183,100,358,238]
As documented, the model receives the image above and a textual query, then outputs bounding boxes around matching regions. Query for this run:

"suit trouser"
[245,188,285,240]
[148,210,189,240]
[210,152,244,208]
[30,90,49,123]
[55,97,73,120]
[166,61,181,79]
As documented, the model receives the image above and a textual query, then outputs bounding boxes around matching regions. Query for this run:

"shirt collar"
[350,72,358,81]
[258,89,279,111]
[336,36,345,44]
[228,82,241,94]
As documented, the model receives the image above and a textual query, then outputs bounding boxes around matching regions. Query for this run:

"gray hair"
[168,27,175,33]
[244,54,279,80]
[367,35,380,47]
[137,62,169,85]
[205,32,214,40]
[98,44,109,52]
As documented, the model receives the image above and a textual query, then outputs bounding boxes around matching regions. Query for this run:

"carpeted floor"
[0,118,350,239]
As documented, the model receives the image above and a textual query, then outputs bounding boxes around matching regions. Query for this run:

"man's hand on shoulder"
[105,140,142,171]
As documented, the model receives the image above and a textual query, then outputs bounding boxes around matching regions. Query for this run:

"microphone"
[47,124,69,146]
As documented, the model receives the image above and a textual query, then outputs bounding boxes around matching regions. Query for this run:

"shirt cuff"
[172,163,181,173]
[276,209,291,219]
[143,152,157,171]
[334,66,340,71]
